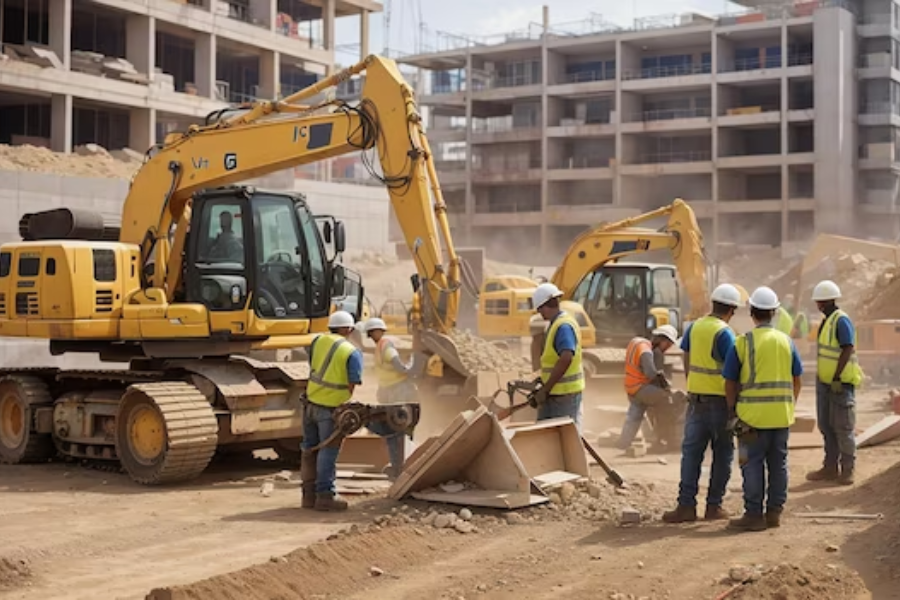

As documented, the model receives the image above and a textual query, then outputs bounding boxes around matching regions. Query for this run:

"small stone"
[620,508,642,524]
[274,470,292,482]
[656,457,668,465]
[826,544,839,553]
[475,583,488,592]
[637,561,645,569]
[421,512,438,526]
[591,553,603,561]
[549,492,562,504]
[625,445,646,458]
[587,483,602,498]
[434,513,456,529]
[454,520,475,534]
[459,508,473,521]
[505,512,525,525]
[260,482,274,497]
[615,487,629,496]
[729,565,752,583]
[269,556,287,563]
[559,482,576,504]
[370,566,384,577]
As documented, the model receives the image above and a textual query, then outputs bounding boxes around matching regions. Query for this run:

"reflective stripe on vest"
[686,315,728,396]
[375,336,407,388]
[540,312,585,395]
[624,337,653,396]
[816,309,863,386]
[735,327,795,429]
[307,334,355,407]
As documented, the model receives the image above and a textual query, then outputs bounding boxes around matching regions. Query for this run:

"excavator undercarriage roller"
[0,375,54,464]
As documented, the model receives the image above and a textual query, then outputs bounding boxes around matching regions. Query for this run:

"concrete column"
[129,108,157,151]
[324,0,336,50]
[812,7,857,236]
[195,33,217,99]
[49,0,72,70]
[126,14,155,75]
[50,94,73,153]
[258,50,280,99]
[249,0,274,30]
[464,51,474,220]
[780,24,789,244]
[360,10,370,59]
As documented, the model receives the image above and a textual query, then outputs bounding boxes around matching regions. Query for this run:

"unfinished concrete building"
[400,0,900,262]
[0,0,379,152]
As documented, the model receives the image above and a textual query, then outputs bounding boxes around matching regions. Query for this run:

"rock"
[657,457,668,465]
[625,444,646,458]
[459,508,473,521]
[274,470,292,482]
[259,482,274,497]
[440,481,466,493]
[370,566,384,577]
[620,508,642,524]
[826,544,839,553]
[729,565,752,583]
[505,512,525,525]
[421,511,438,526]
[637,561,645,569]
[549,492,562,504]
[475,583,488,592]
[591,553,603,561]
[615,487,629,496]
[587,482,602,499]
[434,513,457,529]
[559,482,576,504]
[454,520,475,534]
[269,556,287,563]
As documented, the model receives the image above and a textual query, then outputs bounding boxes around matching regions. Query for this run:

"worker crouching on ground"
[363,317,421,479]
[617,324,679,451]
[723,287,803,532]
[806,280,863,486]
[663,283,742,524]
[300,310,363,512]
[531,283,586,433]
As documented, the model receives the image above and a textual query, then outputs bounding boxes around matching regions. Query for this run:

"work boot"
[805,466,839,482]
[765,507,783,528]
[704,505,730,521]
[837,468,855,486]
[662,505,697,523]
[300,451,318,509]
[728,513,767,532]
[314,492,349,512]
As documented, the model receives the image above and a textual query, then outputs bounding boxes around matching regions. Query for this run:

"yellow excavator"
[0,55,467,484]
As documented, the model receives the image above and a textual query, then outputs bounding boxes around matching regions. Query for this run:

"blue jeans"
[537,392,583,434]
[738,428,790,515]
[676,396,734,508]
[301,403,339,494]
[815,381,856,470]
[365,420,405,475]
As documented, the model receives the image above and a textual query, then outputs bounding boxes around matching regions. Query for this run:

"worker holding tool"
[531,282,585,432]
[300,310,363,512]
[663,283,742,524]
[616,324,680,451]
[723,287,803,532]
[806,280,863,486]
[363,317,422,478]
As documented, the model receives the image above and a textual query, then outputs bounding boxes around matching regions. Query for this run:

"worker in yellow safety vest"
[363,317,422,478]
[531,283,585,432]
[617,325,679,451]
[663,283,742,525]
[301,310,362,512]
[805,280,863,486]
[723,287,803,532]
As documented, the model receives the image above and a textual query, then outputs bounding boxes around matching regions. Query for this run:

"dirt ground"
[2,386,899,600]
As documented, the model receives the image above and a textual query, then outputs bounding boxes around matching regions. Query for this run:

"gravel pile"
[450,329,531,373]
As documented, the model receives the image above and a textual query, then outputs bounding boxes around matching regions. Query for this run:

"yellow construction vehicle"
[0,55,466,483]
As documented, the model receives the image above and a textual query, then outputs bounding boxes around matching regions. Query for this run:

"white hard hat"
[364,317,387,333]
[532,282,563,309]
[652,324,679,344]
[710,283,744,308]
[328,310,355,329]
[749,286,780,310]
[811,280,842,302]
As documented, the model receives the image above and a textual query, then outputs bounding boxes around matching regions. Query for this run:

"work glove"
[655,373,670,390]
[529,386,549,408]
[830,379,844,394]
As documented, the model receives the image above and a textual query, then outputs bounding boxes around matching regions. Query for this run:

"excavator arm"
[550,198,709,320]
[123,55,460,334]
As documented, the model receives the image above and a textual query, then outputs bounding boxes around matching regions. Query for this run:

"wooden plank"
[506,418,590,480]
[857,415,900,448]
[335,470,390,480]
[533,470,583,487]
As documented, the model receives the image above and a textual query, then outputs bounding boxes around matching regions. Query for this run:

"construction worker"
[532,282,585,432]
[723,286,802,532]
[806,280,863,486]
[773,304,794,337]
[363,317,420,478]
[663,283,742,524]
[617,324,679,451]
[300,310,362,512]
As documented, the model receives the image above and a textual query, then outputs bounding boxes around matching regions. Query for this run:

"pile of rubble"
[0,558,32,592]
[450,329,531,373]
[0,144,142,179]
[860,266,900,320]
[723,562,867,600]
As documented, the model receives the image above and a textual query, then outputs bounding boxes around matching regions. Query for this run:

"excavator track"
[115,381,219,485]
[0,375,54,464]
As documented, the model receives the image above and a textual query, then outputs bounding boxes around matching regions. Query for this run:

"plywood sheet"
[505,418,590,482]
[338,433,390,471]
[857,415,900,448]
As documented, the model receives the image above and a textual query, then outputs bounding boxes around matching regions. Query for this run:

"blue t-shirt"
[722,327,803,382]
[309,335,364,385]
[549,312,577,355]
[680,321,736,364]
[818,311,855,347]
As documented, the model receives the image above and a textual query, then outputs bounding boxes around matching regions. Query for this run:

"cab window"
[650,268,678,306]
[198,203,245,266]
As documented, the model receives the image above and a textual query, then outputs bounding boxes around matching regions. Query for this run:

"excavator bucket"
[419,330,473,378]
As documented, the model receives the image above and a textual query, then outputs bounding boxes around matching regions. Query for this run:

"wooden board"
[533,470,584,487]
[505,417,590,484]
[857,415,900,448]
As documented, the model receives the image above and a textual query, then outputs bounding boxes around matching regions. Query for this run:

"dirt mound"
[0,144,141,179]
[728,563,868,600]
[0,557,33,592]
[450,329,531,373]
[859,266,900,320]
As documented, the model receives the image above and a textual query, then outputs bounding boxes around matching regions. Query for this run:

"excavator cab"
[571,263,681,344]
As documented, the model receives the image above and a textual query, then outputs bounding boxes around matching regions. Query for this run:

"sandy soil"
[1,387,898,600]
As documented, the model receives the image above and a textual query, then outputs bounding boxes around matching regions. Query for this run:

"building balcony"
[547,121,615,138]
[857,14,898,38]
[471,160,542,183]
[547,156,613,181]
[859,144,900,171]
[471,124,542,144]
[547,71,616,96]
[717,153,783,169]
[543,205,632,226]
[471,202,543,226]
[859,103,900,127]
[621,107,712,133]
[620,151,712,175]
[787,108,814,122]
[433,161,468,185]
[718,107,782,127]
[426,126,467,143]
[858,53,896,79]
[621,64,711,92]
[859,191,900,214]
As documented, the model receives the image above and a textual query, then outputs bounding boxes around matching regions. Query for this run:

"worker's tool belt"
[688,393,727,406]
[732,418,758,442]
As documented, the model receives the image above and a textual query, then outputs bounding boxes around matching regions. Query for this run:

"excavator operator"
[531,283,586,432]
[207,211,244,263]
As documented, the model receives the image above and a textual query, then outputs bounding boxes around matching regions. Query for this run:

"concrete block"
[624,444,646,458]
[620,507,642,524]
[17,171,62,195]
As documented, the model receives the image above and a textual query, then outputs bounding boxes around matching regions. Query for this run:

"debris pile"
[0,558,32,592]
[723,562,867,600]
[860,266,900,320]
[450,329,531,372]
[0,144,142,179]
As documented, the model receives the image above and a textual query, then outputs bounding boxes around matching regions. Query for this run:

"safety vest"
[792,312,809,339]
[624,337,653,396]
[540,312,585,395]
[735,327,795,429]
[774,307,793,336]
[686,315,729,396]
[307,333,356,407]
[375,336,407,388]
[817,309,863,386]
